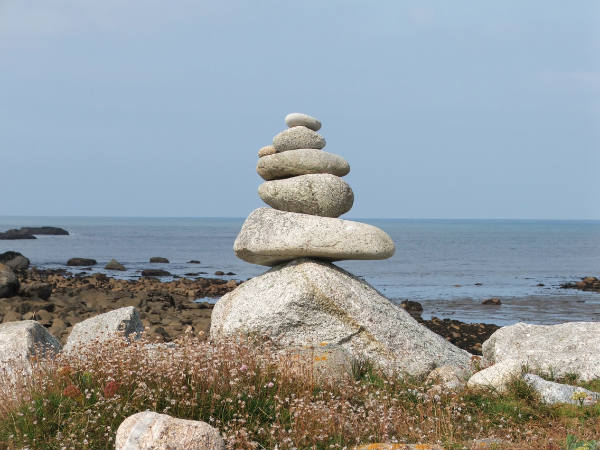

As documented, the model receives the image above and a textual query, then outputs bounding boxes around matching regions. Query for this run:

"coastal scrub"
[0,332,598,450]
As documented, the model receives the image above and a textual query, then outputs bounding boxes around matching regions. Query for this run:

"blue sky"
[1,1,598,219]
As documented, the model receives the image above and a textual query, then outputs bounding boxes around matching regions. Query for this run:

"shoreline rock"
[0,226,68,240]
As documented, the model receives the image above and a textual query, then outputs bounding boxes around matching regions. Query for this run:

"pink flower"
[267,381,274,388]
[240,364,248,372]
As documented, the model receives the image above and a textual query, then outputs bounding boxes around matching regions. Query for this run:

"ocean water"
[1,216,599,326]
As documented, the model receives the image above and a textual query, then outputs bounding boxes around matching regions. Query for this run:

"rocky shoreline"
[0,265,498,354]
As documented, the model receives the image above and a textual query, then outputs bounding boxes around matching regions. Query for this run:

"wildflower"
[103,380,120,398]
[267,381,274,388]
[62,384,82,399]
[240,364,248,372]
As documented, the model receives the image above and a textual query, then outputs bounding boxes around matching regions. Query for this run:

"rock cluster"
[237,112,394,265]
[213,113,472,377]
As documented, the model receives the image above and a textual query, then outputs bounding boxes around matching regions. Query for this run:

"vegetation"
[0,332,598,449]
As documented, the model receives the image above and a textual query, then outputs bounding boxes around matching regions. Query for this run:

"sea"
[1,216,599,326]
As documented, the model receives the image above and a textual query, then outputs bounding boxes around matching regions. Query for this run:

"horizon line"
[1,214,599,222]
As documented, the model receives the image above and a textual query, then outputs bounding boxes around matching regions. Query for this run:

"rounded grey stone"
[273,126,326,152]
[258,145,276,158]
[233,207,395,266]
[256,149,350,181]
[211,258,471,377]
[258,174,353,218]
[285,112,322,131]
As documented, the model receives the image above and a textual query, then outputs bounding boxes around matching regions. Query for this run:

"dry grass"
[0,331,598,450]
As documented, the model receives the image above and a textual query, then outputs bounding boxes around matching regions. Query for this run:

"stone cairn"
[211,113,472,377]
[234,112,395,266]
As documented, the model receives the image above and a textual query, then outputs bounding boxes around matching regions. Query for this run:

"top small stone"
[285,113,321,131]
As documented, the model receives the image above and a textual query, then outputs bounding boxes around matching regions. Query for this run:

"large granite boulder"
[115,411,225,450]
[0,263,19,298]
[258,174,354,217]
[211,259,471,377]
[0,320,61,374]
[482,322,600,381]
[257,149,350,180]
[234,208,395,266]
[63,306,144,352]
[0,251,30,272]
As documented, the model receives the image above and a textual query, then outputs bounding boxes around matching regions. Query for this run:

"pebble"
[273,126,325,152]
[258,145,276,157]
[285,112,321,131]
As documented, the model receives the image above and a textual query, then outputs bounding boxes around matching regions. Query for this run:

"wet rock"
[0,251,30,272]
[66,258,97,266]
[0,264,19,298]
[105,259,126,271]
[19,282,52,300]
[149,257,169,263]
[187,260,201,264]
[481,298,501,305]
[561,276,600,293]
[214,271,224,276]
[400,300,423,319]
[141,269,171,277]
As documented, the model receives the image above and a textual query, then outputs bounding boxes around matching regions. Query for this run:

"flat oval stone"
[258,145,276,158]
[258,174,353,218]
[256,149,350,180]
[233,207,395,266]
[273,126,325,152]
[285,112,322,131]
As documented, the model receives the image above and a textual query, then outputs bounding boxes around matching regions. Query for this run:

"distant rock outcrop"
[0,226,68,240]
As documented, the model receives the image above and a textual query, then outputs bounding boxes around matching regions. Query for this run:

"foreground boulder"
[0,264,19,298]
[234,208,395,266]
[523,374,600,405]
[63,306,144,352]
[0,320,61,372]
[66,257,97,266]
[0,251,30,272]
[115,411,225,450]
[211,259,471,376]
[482,322,600,381]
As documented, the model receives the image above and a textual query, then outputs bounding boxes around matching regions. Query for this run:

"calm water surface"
[1,216,599,326]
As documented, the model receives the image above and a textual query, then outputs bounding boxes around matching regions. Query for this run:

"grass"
[0,332,598,450]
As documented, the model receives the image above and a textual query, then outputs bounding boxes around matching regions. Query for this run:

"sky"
[1,1,599,219]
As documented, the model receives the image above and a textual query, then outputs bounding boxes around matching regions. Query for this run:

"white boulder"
[523,373,600,405]
[115,411,225,450]
[211,258,471,377]
[467,359,524,392]
[482,322,600,381]
[63,306,144,352]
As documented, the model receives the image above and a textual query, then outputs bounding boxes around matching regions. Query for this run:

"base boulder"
[211,258,471,377]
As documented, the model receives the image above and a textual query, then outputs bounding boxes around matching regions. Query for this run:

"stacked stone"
[234,113,395,266]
